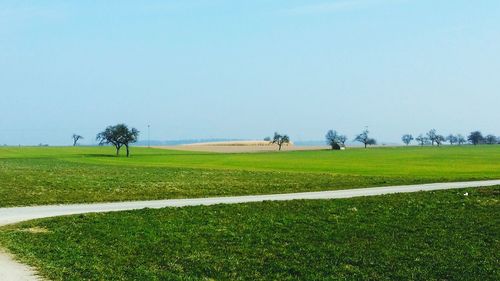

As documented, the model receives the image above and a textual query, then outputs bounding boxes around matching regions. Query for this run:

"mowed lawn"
[0,187,498,280]
[0,145,499,207]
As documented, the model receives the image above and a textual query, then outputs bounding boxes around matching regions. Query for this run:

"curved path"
[1,179,499,280]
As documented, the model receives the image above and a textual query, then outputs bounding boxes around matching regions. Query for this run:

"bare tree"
[401,134,413,146]
[96,124,140,157]
[415,134,429,146]
[271,132,290,151]
[467,131,484,145]
[337,135,348,146]
[484,134,497,144]
[457,134,466,145]
[72,134,84,146]
[435,135,445,146]
[354,129,376,148]
[325,130,347,150]
[426,129,438,146]
[446,134,458,145]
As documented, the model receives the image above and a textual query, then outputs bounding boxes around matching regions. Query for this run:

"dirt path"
[1,179,499,280]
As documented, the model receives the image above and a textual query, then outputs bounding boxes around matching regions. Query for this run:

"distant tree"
[457,134,467,145]
[72,134,84,146]
[354,129,376,148]
[401,134,414,146]
[263,136,271,142]
[435,135,445,146]
[467,131,484,145]
[337,134,348,146]
[415,134,429,146]
[96,124,140,157]
[446,134,458,145]
[426,129,438,146]
[484,134,497,145]
[271,132,290,151]
[325,130,347,150]
[366,138,377,146]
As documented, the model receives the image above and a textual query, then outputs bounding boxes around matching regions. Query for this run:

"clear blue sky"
[1,0,499,145]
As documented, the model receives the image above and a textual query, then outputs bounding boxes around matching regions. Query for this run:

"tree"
[271,132,290,151]
[484,134,497,145]
[96,124,140,157]
[401,134,413,145]
[325,130,347,150]
[263,136,271,142]
[354,129,376,148]
[457,134,466,145]
[426,129,438,146]
[467,131,484,145]
[337,135,348,146]
[446,134,458,145]
[415,134,429,146]
[72,134,83,146]
[435,135,445,146]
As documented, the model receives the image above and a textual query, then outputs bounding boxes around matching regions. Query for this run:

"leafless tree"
[271,132,290,151]
[72,134,84,146]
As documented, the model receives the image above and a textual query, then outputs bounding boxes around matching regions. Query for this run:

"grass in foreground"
[0,145,499,207]
[0,187,498,280]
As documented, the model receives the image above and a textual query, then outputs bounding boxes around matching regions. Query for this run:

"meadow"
[0,145,499,207]
[0,186,498,280]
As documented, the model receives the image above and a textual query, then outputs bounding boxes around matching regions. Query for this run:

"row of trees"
[272,129,378,151]
[325,129,376,150]
[76,125,497,156]
[401,130,499,146]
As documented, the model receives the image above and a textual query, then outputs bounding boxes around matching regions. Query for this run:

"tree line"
[72,124,498,156]
[401,130,499,146]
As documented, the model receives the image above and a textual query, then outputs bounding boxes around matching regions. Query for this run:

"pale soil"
[153,144,328,153]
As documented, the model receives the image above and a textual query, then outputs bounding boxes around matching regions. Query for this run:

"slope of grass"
[0,145,499,207]
[0,186,498,280]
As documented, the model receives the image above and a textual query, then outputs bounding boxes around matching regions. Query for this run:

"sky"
[1,0,499,145]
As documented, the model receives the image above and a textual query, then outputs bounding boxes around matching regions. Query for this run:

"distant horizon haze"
[1,1,499,145]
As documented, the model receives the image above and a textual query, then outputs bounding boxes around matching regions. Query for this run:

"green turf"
[1,186,498,280]
[0,145,499,207]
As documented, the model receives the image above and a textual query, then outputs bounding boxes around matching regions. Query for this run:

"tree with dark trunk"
[426,129,438,146]
[435,135,445,146]
[271,132,290,151]
[72,134,83,146]
[467,131,484,145]
[96,124,140,157]
[354,129,376,148]
[325,130,347,150]
[401,134,413,145]
[415,134,429,146]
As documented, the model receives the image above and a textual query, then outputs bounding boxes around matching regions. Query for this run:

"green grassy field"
[0,145,499,207]
[1,186,498,280]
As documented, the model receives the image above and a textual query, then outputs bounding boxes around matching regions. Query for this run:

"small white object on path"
[0,179,499,281]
